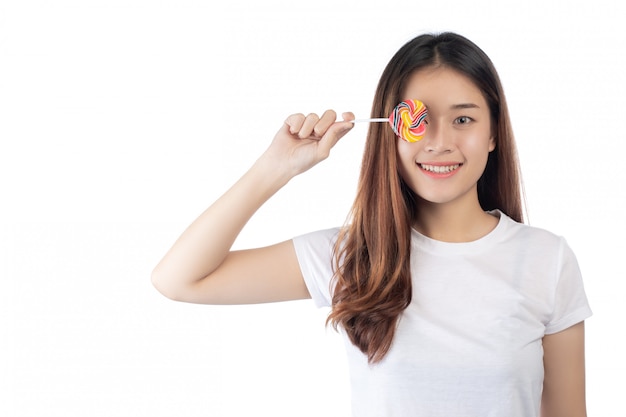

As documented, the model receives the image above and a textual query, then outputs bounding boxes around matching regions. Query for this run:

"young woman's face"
[397,66,495,207]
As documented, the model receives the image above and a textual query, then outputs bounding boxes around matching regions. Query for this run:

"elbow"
[151,267,184,302]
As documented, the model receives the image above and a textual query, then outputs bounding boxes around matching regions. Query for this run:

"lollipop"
[389,99,428,142]
[352,99,428,142]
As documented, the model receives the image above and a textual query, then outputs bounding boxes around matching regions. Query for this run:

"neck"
[413,194,499,243]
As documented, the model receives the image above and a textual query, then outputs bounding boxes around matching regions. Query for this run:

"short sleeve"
[545,238,592,334]
[292,228,340,308]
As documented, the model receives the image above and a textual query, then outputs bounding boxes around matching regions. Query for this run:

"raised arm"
[151,110,354,304]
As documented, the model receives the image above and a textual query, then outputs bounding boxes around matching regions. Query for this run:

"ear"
[488,136,496,152]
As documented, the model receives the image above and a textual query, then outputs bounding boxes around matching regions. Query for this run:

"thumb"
[316,116,355,156]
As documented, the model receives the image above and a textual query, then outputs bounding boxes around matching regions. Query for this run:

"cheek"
[463,129,494,156]
[396,140,417,165]
[396,140,417,179]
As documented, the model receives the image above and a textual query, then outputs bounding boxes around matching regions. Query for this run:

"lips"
[418,163,462,174]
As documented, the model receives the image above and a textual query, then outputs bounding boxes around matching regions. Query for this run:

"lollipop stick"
[350,118,389,123]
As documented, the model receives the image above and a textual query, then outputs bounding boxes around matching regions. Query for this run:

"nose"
[423,122,453,154]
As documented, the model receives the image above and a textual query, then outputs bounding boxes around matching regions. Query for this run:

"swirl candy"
[389,99,428,142]
[351,99,428,142]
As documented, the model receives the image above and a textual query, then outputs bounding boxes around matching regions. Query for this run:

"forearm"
[151,154,291,296]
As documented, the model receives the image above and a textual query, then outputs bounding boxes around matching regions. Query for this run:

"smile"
[418,163,461,174]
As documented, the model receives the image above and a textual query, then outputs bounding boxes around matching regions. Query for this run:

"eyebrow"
[450,103,480,110]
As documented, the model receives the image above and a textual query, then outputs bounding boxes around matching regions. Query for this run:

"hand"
[261,109,355,178]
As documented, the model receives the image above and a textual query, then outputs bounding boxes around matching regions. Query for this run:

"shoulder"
[293,227,342,241]
[292,227,342,252]
[291,227,343,308]
[292,227,343,272]
[498,211,569,251]
[497,211,584,286]
[493,211,583,278]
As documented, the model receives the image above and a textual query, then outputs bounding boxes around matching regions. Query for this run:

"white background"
[1,0,624,416]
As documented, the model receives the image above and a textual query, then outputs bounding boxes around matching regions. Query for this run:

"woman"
[152,32,591,416]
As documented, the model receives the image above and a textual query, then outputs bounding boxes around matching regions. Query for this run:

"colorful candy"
[389,99,428,142]
[352,99,428,142]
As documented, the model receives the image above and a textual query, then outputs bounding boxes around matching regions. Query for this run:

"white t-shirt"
[292,211,592,417]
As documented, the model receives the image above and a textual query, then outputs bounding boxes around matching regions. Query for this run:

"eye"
[454,116,473,125]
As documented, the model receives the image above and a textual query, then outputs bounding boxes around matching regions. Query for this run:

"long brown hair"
[327,32,524,364]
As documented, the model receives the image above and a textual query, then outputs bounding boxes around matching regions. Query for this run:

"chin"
[414,187,479,207]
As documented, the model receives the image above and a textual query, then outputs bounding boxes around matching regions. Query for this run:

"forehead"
[402,67,488,112]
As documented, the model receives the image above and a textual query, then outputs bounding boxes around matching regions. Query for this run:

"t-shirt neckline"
[411,209,509,255]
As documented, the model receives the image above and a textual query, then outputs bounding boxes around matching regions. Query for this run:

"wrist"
[253,150,296,186]
[247,153,293,194]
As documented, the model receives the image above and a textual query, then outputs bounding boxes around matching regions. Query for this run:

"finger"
[313,109,337,137]
[316,114,355,157]
[341,112,355,123]
[298,113,320,139]
[326,112,356,138]
[284,113,305,135]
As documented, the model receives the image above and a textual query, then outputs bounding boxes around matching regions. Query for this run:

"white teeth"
[419,164,460,173]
